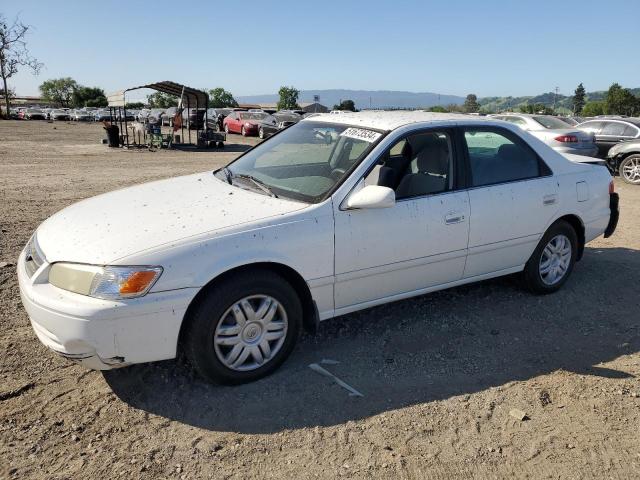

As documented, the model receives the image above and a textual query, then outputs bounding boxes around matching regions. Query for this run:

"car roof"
[580,117,640,127]
[302,111,488,131]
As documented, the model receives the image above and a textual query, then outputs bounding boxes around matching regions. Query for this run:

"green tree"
[147,92,178,108]
[605,83,638,116]
[72,86,107,107]
[519,103,554,115]
[126,102,145,109]
[333,99,356,111]
[277,86,300,110]
[0,14,43,117]
[427,105,448,113]
[463,93,480,113]
[573,83,586,115]
[39,77,78,107]
[581,101,605,117]
[208,87,238,108]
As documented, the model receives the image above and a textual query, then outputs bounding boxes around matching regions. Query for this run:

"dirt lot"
[1,120,639,479]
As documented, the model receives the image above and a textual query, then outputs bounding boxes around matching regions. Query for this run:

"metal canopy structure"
[124,81,208,106]
[107,81,209,148]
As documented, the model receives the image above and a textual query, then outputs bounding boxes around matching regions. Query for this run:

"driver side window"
[364,131,453,200]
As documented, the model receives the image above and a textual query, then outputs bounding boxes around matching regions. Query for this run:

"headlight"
[49,264,162,300]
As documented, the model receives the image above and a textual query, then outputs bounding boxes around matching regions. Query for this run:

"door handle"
[444,212,465,224]
[543,194,558,206]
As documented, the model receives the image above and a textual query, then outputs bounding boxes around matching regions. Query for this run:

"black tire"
[182,270,302,385]
[522,220,578,294]
[619,154,640,185]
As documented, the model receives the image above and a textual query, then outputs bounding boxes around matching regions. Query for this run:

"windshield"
[533,116,573,129]
[239,112,268,121]
[220,121,383,203]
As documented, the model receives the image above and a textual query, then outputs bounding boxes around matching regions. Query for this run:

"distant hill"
[237,87,640,113]
[478,88,640,114]
[236,89,465,110]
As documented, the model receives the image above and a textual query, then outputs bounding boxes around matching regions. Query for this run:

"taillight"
[609,180,615,194]
[555,135,579,143]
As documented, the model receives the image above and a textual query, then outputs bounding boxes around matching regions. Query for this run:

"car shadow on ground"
[104,246,639,434]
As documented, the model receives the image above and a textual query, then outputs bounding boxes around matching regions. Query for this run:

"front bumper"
[17,248,199,370]
[604,192,619,238]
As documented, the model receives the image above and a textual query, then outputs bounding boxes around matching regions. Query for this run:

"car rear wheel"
[619,155,640,185]
[182,270,302,384]
[522,220,577,294]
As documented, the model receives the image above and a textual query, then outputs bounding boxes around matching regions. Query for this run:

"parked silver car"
[50,109,70,121]
[70,109,95,122]
[491,114,598,157]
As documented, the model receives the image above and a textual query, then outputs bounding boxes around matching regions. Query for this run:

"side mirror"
[345,185,395,210]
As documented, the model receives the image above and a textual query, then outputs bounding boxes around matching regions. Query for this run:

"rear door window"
[463,128,543,187]
[601,122,628,136]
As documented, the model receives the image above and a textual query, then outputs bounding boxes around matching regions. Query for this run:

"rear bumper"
[604,192,619,238]
[554,145,599,157]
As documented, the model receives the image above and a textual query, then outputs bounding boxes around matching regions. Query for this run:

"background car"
[223,111,268,136]
[50,109,70,121]
[491,113,598,157]
[162,107,178,126]
[605,138,640,184]
[205,108,233,131]
[70,109,95,122]
[576,118,640,157]
[181,107,206,130]
[93,109,111,122]
[258,112,301,139]
[24,108,46,120]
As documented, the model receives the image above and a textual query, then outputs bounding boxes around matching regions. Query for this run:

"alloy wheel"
[621,157,640,183]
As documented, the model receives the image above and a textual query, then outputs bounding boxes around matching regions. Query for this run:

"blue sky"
[4,0,640,99]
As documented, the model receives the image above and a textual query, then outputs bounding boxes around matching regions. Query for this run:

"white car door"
[461,126,559,278]
[333,129,470,311]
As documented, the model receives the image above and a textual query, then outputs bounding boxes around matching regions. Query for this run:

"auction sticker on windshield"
[340,127,382,143]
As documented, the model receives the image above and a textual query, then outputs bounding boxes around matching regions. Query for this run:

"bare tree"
[0,15,43,118]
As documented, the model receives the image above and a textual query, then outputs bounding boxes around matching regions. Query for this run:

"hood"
[36,172,307,265]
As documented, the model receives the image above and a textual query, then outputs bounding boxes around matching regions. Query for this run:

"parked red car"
[223,111,268,136]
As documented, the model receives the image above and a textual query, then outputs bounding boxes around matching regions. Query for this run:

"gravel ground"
[1,120,639,479]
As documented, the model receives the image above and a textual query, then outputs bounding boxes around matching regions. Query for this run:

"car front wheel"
[522,220,577,294]
[619,155,640,185]
[259,127,264,139]
[241,126,246,136]
[182,270,302,384]
[224,123,229,134]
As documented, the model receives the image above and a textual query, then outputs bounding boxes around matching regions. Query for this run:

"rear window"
[578,121,604,134]
[533,116,572,129]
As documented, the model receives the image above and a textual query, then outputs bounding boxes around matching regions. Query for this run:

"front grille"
[24,235,45,277]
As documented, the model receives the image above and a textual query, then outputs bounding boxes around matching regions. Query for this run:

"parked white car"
[18,112,619,384]
[491,114,598,157]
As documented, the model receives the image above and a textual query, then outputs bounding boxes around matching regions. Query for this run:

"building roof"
[303,110,488,131]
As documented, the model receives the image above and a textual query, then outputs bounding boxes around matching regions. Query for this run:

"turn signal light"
[119,271,159,294]
[554,135,578,143]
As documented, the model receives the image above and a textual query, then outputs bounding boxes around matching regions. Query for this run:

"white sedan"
[18,112,619,384]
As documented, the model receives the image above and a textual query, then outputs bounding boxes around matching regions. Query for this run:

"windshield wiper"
[232,173,278,198]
